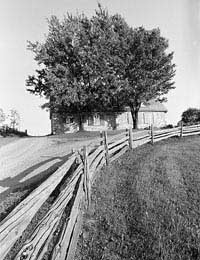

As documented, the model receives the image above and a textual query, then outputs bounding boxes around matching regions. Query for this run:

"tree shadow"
[0,153,72,200]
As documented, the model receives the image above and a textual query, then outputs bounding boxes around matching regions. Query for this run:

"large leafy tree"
[27,5,175,130]
[27,6,128,130]
[116,27,176,128]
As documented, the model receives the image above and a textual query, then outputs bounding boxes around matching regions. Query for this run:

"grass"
[48,129,144,141]
[75,135,200,260]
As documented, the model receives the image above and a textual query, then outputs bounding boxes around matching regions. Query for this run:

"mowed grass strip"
[75,136,200,260]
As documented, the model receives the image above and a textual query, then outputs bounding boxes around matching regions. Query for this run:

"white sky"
[0,0,199,135]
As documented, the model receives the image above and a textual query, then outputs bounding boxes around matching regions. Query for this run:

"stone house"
[51,100,167,134]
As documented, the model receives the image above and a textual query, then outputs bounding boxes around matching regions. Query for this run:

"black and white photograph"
[0,0,200,259]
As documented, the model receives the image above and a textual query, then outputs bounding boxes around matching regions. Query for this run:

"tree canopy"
[117,27,176,127]
[182,108,200,125]
[27,5,175,129]
[9,109,20,130]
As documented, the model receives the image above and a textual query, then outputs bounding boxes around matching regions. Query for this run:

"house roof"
[124,100,167,113]
[139,100,168,112]
[50,100,167,117]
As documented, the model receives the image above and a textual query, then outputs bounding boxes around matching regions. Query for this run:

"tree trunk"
[78,114,84,131]
[130,105,140,129]
[111,114,117,130]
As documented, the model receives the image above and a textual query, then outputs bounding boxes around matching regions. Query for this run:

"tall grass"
[75,136,200,260]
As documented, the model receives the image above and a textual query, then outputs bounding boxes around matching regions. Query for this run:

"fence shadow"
[1,124,200,260]
[0,153,72,200]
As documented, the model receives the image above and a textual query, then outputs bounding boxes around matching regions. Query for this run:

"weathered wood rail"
[0,123,200,259]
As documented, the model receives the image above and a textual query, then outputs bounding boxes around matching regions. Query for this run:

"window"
[88,114,105,126]
[88,116,94,126]
[94,114,100,125]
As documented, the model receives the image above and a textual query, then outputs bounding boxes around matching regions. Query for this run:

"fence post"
[83,145,90,208]
[151,124,154,145]
[180,121,183,138]
[100,131,104,145]
[103,130,109,165]
[128,127,133,149]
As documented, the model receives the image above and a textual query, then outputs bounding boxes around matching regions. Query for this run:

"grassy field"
[75,135,200,260]
[48,129,145,142]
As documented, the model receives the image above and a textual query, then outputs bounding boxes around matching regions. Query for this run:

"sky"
[0,0,199,135]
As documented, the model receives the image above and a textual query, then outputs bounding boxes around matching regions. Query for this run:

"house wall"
[153,112,167,127]
[138,112,167,128]
[83,113,117,131]
[51,111,167,134]
[115,111,166,129]
[116,112,130,129]
[51,113,78,134]
[51,113,65,134]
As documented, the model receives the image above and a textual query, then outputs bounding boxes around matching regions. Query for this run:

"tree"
[0,108,5,125]
[181,108,200,125]
[9,109,20,130]
[27,5,175,130]
[116,27,176,128]
[26,6,129,130]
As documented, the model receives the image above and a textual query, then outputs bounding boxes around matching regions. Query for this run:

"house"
[50,100,167,134]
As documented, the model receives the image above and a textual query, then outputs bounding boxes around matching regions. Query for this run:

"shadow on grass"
[75,136,200,260]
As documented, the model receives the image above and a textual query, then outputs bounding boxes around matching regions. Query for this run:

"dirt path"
[0,136,99,196]
[0,131,147,197]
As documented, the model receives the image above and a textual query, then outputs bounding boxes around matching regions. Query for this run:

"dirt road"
[0,136,100,197]
[0,130,147,198]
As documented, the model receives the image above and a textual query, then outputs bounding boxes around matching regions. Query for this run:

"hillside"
[76,136,200,260]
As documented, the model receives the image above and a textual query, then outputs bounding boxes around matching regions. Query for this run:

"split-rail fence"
[0,123,200,260]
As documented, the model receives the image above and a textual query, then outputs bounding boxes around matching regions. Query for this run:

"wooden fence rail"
[0,154,77,260]
[0,123,200,259]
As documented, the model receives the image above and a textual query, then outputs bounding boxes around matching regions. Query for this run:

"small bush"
[182,108,200,125]
[0,126,28,137]
[161,124,174,129]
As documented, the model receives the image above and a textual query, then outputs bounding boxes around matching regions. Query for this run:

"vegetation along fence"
[0,123,200,260]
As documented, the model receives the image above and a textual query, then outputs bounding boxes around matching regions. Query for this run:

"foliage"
[0,126,27,137]
[27,6,127,128]
[0,108,5,124]
[9,109,20,130]
[181,108,200,125]
[116,27,176,128]
[161,124,174,129]
[27,5,175,129]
